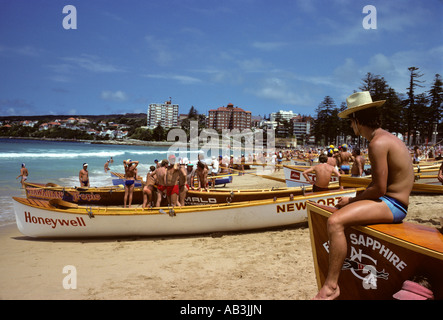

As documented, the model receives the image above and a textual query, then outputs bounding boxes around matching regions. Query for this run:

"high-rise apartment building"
[207,103,251,131]
[147,100,179,128]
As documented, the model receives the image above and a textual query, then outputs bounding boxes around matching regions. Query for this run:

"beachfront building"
[207,103,251,131]
[147,100,179,129]
[270,110,295,122]
[292,115,314,145]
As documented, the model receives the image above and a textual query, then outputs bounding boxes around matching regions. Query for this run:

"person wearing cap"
[104,159,110,173]
[79,163,89,187]
[314,91,415,300]
[338,144,353,174]
[123,159,139,208]
[16,163,29,188]
[393,276,434,300]
[165,155,181,212]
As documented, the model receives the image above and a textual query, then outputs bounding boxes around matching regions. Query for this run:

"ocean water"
[0,138,195,226]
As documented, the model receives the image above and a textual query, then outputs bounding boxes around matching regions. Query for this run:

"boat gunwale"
[306,201,443,262]
[13,187,362,217]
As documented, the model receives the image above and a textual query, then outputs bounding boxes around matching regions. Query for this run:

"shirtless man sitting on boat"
[123,159,139,208]
[313,92,414,300]
[302,154,340,192]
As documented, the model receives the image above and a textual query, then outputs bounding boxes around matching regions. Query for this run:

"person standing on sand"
[155,159,168,207]
[165,155,180,212]
[16,163,29,188]
[79,163,89,187]
[350,148,365,177]
[123,159,139,208]
[143,166,157,209]
[302,154,340,192]
[313,91,414,300]
[339,145,352,174]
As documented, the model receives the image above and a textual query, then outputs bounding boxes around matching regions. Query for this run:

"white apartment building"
[270,110,295,122]
[147,100,179,128]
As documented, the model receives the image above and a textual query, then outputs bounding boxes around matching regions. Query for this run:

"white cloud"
[143,74,202,84]
[144,35,176,66]
[101,90,128,102]
[252,41,288,51]
[62,54,125,73]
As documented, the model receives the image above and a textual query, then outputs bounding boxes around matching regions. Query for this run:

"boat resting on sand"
[307,202,443,300]
[24,181,347,206]
[340,175,443,195]
[12,188,359,238]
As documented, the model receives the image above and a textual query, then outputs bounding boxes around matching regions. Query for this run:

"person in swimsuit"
[350,148,365,177]
[302,154,340,192]
[17,163,29,188]
[339,145,352,174]
[165,155,181,215]
[155,159,168,207]
[78,163,89,187]
[143,166,157,209]
[313,91,414,300]
[123,159,139,208]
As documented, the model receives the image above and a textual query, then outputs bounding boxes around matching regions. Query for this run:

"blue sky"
[0,0,442,118]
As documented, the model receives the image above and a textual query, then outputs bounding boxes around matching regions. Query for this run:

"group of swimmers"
[126,156,217,211]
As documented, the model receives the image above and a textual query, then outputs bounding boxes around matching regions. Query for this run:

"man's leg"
[314,199,394,300]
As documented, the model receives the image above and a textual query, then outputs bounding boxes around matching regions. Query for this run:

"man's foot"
[313,284,340,300]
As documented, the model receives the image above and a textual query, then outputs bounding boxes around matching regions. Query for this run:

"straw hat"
[338,91,385,119]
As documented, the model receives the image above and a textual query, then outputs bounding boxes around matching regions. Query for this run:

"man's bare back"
[367,129,414,206]
[303,155,340,189]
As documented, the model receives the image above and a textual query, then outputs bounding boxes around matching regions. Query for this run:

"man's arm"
[302,167,315,184]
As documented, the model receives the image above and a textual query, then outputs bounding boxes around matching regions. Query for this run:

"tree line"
[312,68,442,147]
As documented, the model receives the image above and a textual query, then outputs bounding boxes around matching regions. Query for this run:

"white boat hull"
[13,189,357,238]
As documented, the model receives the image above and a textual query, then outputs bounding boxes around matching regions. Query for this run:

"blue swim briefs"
[379,195,408,223]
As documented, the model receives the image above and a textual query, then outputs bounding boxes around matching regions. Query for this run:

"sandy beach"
[0,169,442,300]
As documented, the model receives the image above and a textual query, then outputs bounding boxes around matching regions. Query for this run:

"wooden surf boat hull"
[307,202,443,300]
[340,176,443,194]
[12,188,358,238]
[24,182,144,206]
[24,181,347,206]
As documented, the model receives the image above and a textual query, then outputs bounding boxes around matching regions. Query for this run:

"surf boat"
[307,202,443,300]
[12,188,359,238]
[24,180,348,207]
[340,176,443,195]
